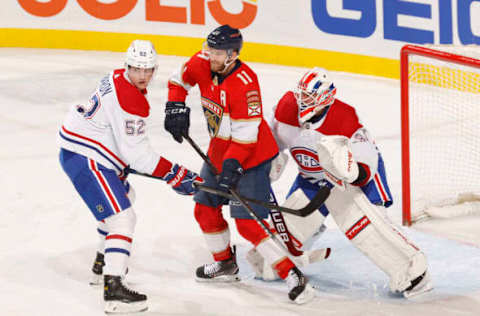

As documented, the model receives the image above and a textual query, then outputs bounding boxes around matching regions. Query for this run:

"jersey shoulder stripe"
[316,99,362,137]
[112,69,150,118]
[274,91,300,127]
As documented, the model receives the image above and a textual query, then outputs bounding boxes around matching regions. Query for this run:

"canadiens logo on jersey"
[290,146,323,173]
[201,96,224,137]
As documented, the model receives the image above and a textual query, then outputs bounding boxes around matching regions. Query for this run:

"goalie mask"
[125,40,158,70]
[295,67,337,124]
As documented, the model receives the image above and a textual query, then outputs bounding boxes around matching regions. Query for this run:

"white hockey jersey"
[270,91,392,206]
[57,69,173,178]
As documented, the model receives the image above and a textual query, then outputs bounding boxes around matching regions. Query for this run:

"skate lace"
[286,270,300,291]
[120,279,140,296]
[204,262,221,276]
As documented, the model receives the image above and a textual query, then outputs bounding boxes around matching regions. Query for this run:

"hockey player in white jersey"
[249,67,432,298]
[57,40,203,314]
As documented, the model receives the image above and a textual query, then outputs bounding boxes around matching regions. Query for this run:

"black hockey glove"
[218,159,244,192]
[164,101,190,143]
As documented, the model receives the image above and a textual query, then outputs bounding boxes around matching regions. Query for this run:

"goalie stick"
[193,183,329,217]
[181,134,333,217]
[124,168,328,217]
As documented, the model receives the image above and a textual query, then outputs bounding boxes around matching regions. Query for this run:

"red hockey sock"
[235,218,276,246]
[274,257,295,280]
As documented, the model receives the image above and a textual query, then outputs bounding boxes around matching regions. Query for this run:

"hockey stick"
[182,134,285,243]
[125,168,328,217]
[183,134,334,270]
[182,133,331,217]
[194,183,328,217]
[268,188,304,256]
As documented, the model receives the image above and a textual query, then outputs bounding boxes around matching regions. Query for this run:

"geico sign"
[312,0,480,45]
[17,0,257,29]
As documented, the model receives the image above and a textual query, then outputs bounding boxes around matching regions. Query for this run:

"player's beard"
[210,60,224,73]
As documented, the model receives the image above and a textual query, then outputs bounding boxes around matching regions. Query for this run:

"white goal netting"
[406,45,480,223]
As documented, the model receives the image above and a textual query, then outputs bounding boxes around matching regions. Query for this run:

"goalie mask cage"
[401,44,480,226]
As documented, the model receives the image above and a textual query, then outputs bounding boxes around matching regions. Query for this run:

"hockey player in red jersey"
[164,25,315,304]
[58,40,203,314]
[253,67,432,298]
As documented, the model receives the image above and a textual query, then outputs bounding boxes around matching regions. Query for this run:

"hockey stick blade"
[195,183,330,217]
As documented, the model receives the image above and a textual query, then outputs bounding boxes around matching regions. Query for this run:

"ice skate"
[89,252,105,286]
[196,247,240,282]
[104,275,147,314]
[90,252,129,286]
[285,267,315,304]
[403,271,433,298]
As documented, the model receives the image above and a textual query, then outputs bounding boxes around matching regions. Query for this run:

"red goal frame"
[401,44,480,226]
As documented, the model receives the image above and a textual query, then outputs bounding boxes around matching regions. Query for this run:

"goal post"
[401,44,480,226]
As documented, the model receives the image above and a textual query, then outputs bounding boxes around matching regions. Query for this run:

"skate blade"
[89,274,103,286]
[195,274,241,283]
[293,284,316,305]
[403,271,433,299]
[403,281,433,299]
[104,300,148,314]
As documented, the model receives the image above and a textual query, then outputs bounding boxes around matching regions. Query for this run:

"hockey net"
[401,44,480,226]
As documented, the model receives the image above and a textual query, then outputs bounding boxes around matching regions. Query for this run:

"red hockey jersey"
[168,51,278,171]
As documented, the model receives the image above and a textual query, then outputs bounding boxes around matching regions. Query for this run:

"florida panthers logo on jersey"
[201,96,224,137]
[290,146,323,173]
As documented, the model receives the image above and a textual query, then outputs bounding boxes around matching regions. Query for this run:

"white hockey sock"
[256,237,293,279]
[203,227,231,261]
[96,220,109,254]
[103,208,136,276]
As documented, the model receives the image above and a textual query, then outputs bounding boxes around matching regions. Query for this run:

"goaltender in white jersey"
[57,40,202,314]
[249,67,432,298]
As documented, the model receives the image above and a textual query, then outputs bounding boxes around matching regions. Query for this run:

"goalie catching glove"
[316,135,367,184]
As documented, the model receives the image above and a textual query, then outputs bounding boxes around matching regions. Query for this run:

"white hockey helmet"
[294,67,337,124]
[125,40,157,69]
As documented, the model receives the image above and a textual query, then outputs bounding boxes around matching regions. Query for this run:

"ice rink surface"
[1,48,480,315]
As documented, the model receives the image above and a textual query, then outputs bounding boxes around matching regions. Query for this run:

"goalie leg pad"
[281,189,327,249]
[326,185,428,293]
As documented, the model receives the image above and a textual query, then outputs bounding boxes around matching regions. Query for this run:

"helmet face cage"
[125,40,158,70]
[294,67,337,124]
